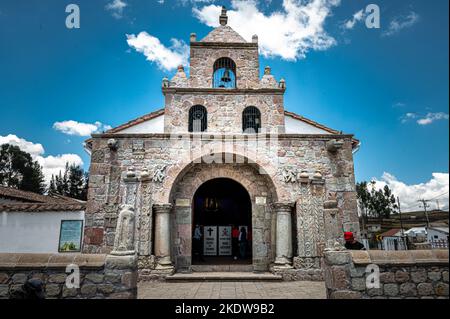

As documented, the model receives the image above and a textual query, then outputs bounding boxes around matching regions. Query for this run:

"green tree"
[48,163,88,200]
[0,144,46,194]
[356,181,398,221]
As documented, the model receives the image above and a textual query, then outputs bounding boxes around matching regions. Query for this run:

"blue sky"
[0,0,448,211]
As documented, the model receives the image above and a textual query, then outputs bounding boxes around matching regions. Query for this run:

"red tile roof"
[0,186,86,212]
[0,202,86,212]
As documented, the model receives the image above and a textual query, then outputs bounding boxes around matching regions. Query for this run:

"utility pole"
[418,199,431,228]
[397,197,404,236]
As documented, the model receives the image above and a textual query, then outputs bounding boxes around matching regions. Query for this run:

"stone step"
[191,264,254,272]
[166,272,283,282]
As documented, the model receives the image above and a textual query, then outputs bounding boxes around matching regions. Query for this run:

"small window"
[189,105,207,132]
[213,57,236,89]
[242,106,261,133]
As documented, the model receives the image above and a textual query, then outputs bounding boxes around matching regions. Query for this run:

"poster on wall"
[58,220,83,253]
[203,226,217,256]
[218,226,232,256]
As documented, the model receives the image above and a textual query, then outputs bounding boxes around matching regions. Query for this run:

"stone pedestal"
[153,204,174,269]
[274,202,294,267]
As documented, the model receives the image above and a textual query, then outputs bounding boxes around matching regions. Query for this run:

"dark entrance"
[192,178,252,265]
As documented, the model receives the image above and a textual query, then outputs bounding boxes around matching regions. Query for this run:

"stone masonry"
[0,253,138,299]
[324,249,449,299]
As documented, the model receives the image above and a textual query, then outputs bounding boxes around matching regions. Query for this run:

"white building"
[0,186,85,254]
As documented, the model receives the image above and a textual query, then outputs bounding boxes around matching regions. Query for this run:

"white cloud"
[400,112,418,124]
[342,9,365,30]
[193,0,341,60]
[383,11,419,37]
[0,134,44,157]
[53,120,111,137]
[400,112,449,125]
[105,0,128,19]
[126,32,189,71]
[371,172,449,212]
[0,134,83,183]
[417,112,449,126]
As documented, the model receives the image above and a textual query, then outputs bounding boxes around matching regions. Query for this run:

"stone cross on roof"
[219,6,228,26]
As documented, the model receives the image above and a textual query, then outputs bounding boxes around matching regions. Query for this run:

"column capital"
[153,203,173,214]
[273,202,294,212]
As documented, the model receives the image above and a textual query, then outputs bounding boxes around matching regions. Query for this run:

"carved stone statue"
[281,167,297,183]
[153,165,167,183]
[111,205,136,256]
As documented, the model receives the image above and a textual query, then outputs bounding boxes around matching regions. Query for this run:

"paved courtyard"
[138,281,326,299]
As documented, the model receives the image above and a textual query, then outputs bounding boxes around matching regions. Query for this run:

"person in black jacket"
[344,232,366,250]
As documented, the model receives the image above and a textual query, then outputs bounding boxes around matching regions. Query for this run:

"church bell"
[220,69,232,83]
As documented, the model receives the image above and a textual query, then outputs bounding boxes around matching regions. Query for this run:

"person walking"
[193,224,205,261]
[238,227,247,259]
[232,225,239,260]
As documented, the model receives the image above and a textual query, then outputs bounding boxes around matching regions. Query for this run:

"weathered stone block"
[12,273,27,284]
[105,272,122,284]
[395,271,410,283]
[45,284,61,297]
[380,272,395,283]
[331,266,350,290]
[0,285,9,297]
[428,271,442,282]
[351,278,366,291]
[85,273,104,284]
[399,283,417,296]
[443,271,449,283]
[417,283,434,296]
[367,287,383,296]
[434,283,449,296]
[121,271,138,289]
[384,283,399,297]
[98,284,115,295]
[411,270,427,283]
[325,251,351,265]
[62,286,79,298]
[48,274,67,284]
[81,284,97,297]
[0,273,9,284]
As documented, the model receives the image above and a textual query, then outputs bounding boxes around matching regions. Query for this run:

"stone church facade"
[84,8,360,280]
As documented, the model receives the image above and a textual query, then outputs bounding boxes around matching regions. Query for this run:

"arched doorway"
[192,178,252,265]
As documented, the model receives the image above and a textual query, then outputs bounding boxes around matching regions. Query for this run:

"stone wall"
[163,90,286,134]
[0,253,137,299]
[324,249,449,299]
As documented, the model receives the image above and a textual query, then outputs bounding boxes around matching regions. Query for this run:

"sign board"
[58,220,83,253]
[218,226,232,256]
[203,226,217,256]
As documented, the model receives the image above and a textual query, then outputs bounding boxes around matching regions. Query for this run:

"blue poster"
[58,220,83,252]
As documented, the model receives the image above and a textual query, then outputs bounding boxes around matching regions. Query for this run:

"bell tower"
[162,7,287,134]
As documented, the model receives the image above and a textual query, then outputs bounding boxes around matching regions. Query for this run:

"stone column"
[153,204,173,269]
[274,202,294,267]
